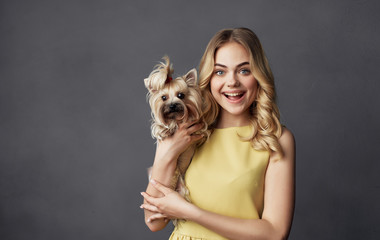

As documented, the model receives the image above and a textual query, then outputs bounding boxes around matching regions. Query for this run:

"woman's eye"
[177,93,185,99]
[161,95,167,101]
[214,70,224,76]
[240,69,250,75]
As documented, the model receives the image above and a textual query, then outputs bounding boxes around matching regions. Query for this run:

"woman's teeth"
[224,92,243,98]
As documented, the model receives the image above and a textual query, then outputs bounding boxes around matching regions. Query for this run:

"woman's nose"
[227,73,240,87]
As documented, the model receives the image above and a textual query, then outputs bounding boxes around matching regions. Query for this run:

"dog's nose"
[169,104,177,111]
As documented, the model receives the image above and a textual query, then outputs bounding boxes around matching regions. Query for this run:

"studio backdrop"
[1,0,379,239]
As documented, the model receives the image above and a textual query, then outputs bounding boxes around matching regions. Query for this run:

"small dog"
[144,56,208,223]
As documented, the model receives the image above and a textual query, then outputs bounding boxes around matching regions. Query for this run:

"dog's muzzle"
[163,103,185,120]
[169,103,182,113]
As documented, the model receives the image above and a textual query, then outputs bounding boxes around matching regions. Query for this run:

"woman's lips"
[223,92,245,102]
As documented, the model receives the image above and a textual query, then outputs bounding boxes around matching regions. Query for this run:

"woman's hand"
[154,122,204,164]
[141,179,195,222]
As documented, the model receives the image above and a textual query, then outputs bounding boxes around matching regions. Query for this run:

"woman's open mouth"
[223,92,245,102]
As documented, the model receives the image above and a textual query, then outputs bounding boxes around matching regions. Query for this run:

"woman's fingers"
[183,123,205,144]
[141,180,173,206]
[179,121,204,134]
[179,120,198,129]
[191,132,205,141]
[140,203,159,212]
[188,122,204,133]
[150,179,173,195]
[147,213,168,222]
[141,191,156,205]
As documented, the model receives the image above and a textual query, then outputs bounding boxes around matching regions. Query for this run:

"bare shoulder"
[269,127,295,162]
[280,127,295,147]
[278,127,295,160]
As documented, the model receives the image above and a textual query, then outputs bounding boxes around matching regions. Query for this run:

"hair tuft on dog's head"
[144,55,174,93]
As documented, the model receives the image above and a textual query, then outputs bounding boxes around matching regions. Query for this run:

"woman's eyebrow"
[214,61,250,68]
[237,61,250,67]
[214,63,227,68]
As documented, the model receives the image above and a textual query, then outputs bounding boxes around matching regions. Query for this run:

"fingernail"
[140,192,144,196]
[150,179,156,185]
[139,205,143,209]
[147,219,151,223]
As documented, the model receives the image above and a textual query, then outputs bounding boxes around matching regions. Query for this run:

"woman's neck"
[215,110,251,129]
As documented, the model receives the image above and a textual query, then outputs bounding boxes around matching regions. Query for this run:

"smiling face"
[210,41,258,127]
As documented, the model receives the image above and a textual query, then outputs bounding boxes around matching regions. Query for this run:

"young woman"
[141,28,295,240]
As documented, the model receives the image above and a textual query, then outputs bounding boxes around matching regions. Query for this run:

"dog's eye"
[161,95,167,101]
[177,93,185,99]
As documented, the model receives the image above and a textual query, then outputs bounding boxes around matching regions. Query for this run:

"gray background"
[1,0,379,239]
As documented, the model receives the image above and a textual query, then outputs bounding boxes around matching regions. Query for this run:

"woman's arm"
[143,144,177,232]
[142,128,295,239]
[143,122,205,232]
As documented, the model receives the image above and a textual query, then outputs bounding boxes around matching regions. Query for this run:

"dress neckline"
[214,125,251,130]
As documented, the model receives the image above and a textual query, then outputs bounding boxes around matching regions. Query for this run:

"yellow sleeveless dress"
[169,126,270,240]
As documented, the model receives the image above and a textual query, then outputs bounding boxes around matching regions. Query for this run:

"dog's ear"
[144,77,152,91]
[184,68,197,87]
[144,77,156,93]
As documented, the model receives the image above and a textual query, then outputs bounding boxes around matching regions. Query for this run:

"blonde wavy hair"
[199,27,284,157]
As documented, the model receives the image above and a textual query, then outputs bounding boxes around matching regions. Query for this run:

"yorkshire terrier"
[144,56,208,223]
